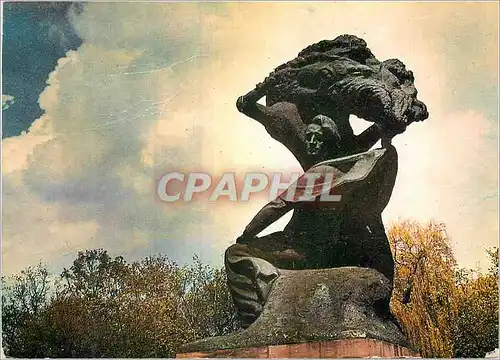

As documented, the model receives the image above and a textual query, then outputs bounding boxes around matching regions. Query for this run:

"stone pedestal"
[177,267,419,358]
[177,338,419,358]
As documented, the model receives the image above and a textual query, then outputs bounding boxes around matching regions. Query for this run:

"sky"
[2,3,82,137]
[1,2,498,276]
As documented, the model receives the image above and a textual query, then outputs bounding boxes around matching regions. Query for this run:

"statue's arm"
[354,124,382,152]
[236,83,274,127]
[237,197,293,243]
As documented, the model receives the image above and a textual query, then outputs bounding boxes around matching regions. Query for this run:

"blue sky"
[2,2,82,138]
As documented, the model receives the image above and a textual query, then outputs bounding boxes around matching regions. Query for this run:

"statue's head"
[305,115,341,159]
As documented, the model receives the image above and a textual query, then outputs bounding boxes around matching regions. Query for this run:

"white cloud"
[2,3,223,275]
[2,94,15,110]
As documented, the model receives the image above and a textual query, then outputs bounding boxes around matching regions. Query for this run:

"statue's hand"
[377,121,406,146]
[236,95,245,112]
[410,100,428,123]
[388,122,407,137]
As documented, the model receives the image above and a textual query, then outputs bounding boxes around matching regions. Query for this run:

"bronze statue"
[226,34,429,328]
[177,35,430,356]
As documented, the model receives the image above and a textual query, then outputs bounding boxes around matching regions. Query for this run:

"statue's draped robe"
[225,146,398,327]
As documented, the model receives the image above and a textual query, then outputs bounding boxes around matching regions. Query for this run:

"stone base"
[178,267,415,356]
[177,338,419,358]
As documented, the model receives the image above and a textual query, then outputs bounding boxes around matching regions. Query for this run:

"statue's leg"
[225,233,305,328]
[362,219,395,283]
[225,243,279,327]
[358,218,401,329]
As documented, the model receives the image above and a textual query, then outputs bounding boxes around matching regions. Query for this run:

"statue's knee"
[224,243,250,265]
[225,243,244,255]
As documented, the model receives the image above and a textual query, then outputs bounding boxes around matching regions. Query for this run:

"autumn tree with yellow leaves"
[389,220,498,358]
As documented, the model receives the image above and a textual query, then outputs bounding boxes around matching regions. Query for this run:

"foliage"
[389,220,458,357]
[1,263,54,358]
[2,250,240,358]
[453,248,499,358]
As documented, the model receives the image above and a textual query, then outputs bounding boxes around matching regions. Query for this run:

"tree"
[453,247,498,357]
[2,249,240,358]
[389,220,459,357]
[110,254,195,357]
[176,256,240,340]
[60,248,129,299]
[2,263,53,357]
[107,255,240,357]
[53,249,132,357]
[389,220,498,358]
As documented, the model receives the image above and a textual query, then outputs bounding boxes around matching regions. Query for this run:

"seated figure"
[226,34,428,330]
[225,115,398,328]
